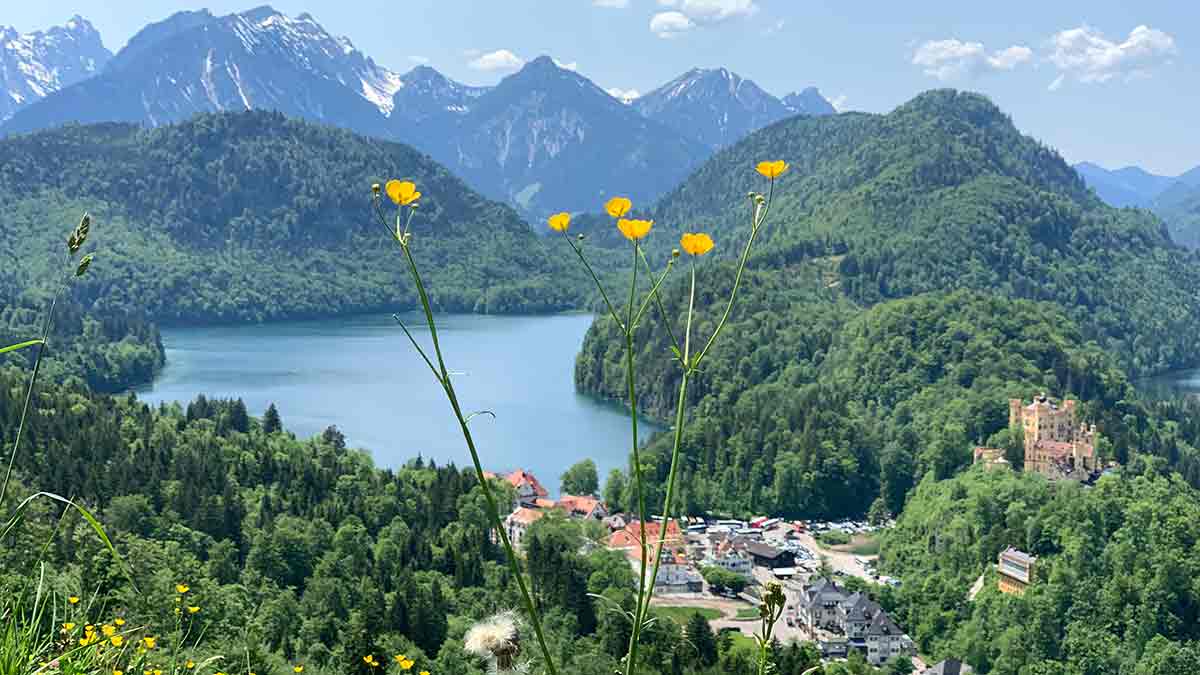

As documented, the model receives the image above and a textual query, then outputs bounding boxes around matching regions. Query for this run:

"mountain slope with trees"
[577,89,1200,519]
[0,110,591,325]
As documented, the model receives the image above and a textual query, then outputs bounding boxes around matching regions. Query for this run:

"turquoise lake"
[136,313,658,494]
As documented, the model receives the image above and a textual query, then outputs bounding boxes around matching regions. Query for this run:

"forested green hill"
[879,465,1200,674]
[581,89,1200,378]
[577,89,1200,519]
[0,111,592,323]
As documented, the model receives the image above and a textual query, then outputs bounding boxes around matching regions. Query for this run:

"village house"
[703,535,753,577]
[800,578,915,666]
[607,519,684,563]
[555,494,608,520]
[997,547,1036,595]
[503,506,544,550]
[1010,394,1100,480]
[745,541,796,569]
[485,469,550,508]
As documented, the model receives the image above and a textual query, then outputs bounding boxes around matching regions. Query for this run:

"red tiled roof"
[506,469,549,497]
[557,494,603,517]
[508,507,545,526]
[535,498,557,509]
[607,519,684,562]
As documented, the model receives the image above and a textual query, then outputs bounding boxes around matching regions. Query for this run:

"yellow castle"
[1010,393,1098,480]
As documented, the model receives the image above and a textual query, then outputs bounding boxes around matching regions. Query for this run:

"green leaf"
[0,339,44,356]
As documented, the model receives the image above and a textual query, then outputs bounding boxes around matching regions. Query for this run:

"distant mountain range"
[0,16,111,121]
[0,7,835,221]
[1074,162,1200,247]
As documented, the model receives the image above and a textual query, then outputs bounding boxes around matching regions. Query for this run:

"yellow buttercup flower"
[114,618,126,626]
[293,666,304,673]
[102,624,116,637]
[68,596,80,605]
[755,160,789,180]
[114,670,123,675]
[111,636,125,647]
[142,637,157,650]
[604,196,632,218]
[617,218,653,241]
[187,606,200,614]
[394,655,406,663]
[176,584,189,594]
[153,669,163,675]
[680,232,714,256]
[63,623,76,631]
[420,671,430,675]
[547,212,571,233]
[185,661,195,670]
[399,659,414,670]
[386,180,421,206]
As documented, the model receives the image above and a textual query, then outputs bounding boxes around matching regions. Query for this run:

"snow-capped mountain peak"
[0,15,111,121]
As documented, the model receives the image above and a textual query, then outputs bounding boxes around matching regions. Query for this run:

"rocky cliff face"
[0,16,111,121]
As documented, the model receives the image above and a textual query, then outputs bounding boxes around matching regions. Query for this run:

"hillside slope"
[0,111,587,324]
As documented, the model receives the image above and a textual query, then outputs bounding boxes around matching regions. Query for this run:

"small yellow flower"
[755,160,789,180]
[142,636,157,650]
[85,624,95,632]
[547,212,571,233]
[617,218,653,241]
[114,670,123,675]
[176,584,189,594]
[111,635,125,647]
[68,596,80,605]
[63,622,76,631]
[420,671,430,675]
[187,606,200,614]
[294,666,304,673]
[394,655,406,662]
[680,232,714,256]
[386,180,421,206]
[399,659,414,670]
[102,624,116,637]
[604,196,632,218]
[185,660,195,670]
[114,618,126,626]
[143,670,152,675]
[154,670,163,675]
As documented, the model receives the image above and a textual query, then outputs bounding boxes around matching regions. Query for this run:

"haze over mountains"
[1074,162,1200,247]
[0,6,835,221]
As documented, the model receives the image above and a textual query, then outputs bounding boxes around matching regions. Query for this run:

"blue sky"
[6,0,1198,174]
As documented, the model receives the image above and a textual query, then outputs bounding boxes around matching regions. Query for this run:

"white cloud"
[553,58,579,72]
[408,55,430,65]
[650,11,695,38]
[1047,24,1176,86]
[989,45,1034,70]
[651,0,757,38]
[912,39,1033,81]
[593,0,629,6]
[468,49,525,72]
[657,0,758,22]
[829,94,848,112]
[606,87,641,103]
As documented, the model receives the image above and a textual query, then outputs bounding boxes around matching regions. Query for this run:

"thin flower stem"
[635,248,684,362]
[0,261,71,509]
[692,181,775,371]
[390,314,441,381]
[378,197,560,675]
[631,259,675,330]
[636,261,696,634]
[622,239,652,675]
[563,232,625,331]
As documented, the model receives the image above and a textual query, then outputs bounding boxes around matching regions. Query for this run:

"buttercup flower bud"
[672,248,680,258]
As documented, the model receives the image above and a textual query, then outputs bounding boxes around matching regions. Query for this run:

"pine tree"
[685,611,717,667]
[263,402,282,434]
